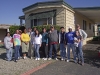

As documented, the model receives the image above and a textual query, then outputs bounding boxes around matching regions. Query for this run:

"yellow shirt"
[21,33,30,42]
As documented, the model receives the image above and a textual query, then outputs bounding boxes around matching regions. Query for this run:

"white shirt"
[33,34,42,44]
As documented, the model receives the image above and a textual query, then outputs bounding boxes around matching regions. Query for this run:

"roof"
[0,24,11,29]
[74,7,100,23]
[74,6,100,10]
[23,0,73,12]
[19,15,25,19]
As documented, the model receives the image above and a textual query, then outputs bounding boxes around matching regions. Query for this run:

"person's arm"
[12,34,15,46]
[4,37,10,49]
[81,30,87,40]
[40,34,42,47]
[65,33,67,45]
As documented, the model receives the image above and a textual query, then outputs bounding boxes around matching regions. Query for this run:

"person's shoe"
[48,58,52,60]
[74,60,77,64]
[44,58,47,60]
[30,57,33,59]
[55,58,58,60]
[35,58,38,60]
[82,63,84,66]
[37,58,40,60]
[14,60,17,62]
[61,58,64,61]
[67,60,69,62]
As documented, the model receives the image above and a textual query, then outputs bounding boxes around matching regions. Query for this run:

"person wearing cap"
[65,27,76,63]
[48,26,59,60]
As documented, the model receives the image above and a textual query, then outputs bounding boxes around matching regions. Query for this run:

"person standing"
[13,30,21,62]
[4,32,13,61]
[65,27,76,63]
[21,28,30,59]
[41,28,48,60]
[33,30,42,60]
[74,31,84,66]
[48,26,58,60]
[59,27,66,61]
[75,24,87,65]
[27,28,34,59]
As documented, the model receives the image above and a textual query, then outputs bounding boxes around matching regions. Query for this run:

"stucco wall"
[74,11,95,37]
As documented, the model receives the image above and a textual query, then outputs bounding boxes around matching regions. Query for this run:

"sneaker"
[48,58,52,60]
[74,60,77,64]
[61,58,64,61]
[44,58,47,60]
[14,60,17,62]
[23,56,27,59]
[82,63,84,66]
[30,57,33,59]
[35,58,38,60]
[55,58,58,60]
[67,60,69,62]
[37,58,40,60]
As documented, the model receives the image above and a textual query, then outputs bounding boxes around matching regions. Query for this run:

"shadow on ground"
[84,50,100,68]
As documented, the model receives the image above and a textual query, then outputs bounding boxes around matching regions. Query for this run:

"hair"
[6,32,10,36]
[35,30,40,37]
[60,27,64,29]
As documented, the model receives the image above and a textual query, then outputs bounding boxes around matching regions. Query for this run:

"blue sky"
[0,0,100,25]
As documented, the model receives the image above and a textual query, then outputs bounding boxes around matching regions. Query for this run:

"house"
[19,0,100,44]
[0,24,11,42]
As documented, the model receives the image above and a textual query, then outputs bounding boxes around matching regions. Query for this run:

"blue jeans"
[14,45,20,60]
[49,44,57,58]
[67,43,76,60]
[60,43,66,59]
[76,41,84,63]
[34,44,40,58]
[6,48,13,61]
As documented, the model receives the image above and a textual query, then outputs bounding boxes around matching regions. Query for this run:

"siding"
[65,9,75,32]
[74,11,95,37]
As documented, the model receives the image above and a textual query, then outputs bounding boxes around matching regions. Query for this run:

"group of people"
[4,24,87,66]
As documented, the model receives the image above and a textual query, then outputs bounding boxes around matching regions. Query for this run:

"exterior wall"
[25,7,66,29]
[74,11,95,37]
[0,29,7,42]
[65,9,75,32]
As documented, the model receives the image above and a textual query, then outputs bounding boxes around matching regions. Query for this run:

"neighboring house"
[19,0,100,44]
[0,24,11,42]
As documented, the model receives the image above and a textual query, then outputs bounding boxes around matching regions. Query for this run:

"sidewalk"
[31,44,100,75]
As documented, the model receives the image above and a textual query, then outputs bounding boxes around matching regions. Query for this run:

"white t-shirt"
[33,34,42,44]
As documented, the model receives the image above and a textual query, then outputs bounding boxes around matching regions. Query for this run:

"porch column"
[47,18,48,25]
[7,28,9,32]
[52,17,53,25]
[20,19,23,26]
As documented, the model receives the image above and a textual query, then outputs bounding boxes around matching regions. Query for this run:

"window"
[83,20,87,30]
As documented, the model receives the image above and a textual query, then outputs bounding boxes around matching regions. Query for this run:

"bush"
[33,25,61,32]
[92,36,100,41]
[9,26,21,35]
[9,25,61,35]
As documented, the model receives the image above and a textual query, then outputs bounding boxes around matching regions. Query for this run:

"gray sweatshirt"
[79,29,87,40]
[4,36,13,49]
[48,30,58,43]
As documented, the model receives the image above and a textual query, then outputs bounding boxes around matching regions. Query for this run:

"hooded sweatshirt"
[4,36,13,49]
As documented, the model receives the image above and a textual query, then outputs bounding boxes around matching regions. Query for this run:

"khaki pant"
[28,42,34,57]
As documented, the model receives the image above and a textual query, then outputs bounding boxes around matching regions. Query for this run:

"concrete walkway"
[31,44,100,75]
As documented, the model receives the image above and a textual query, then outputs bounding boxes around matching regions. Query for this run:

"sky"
[0,0,100,25]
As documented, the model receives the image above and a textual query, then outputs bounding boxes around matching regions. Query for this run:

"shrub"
[33,25,61,32]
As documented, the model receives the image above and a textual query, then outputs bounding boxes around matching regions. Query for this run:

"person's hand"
[40,44,41,47]
[46,44,48,46]
[49,31,51,33]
